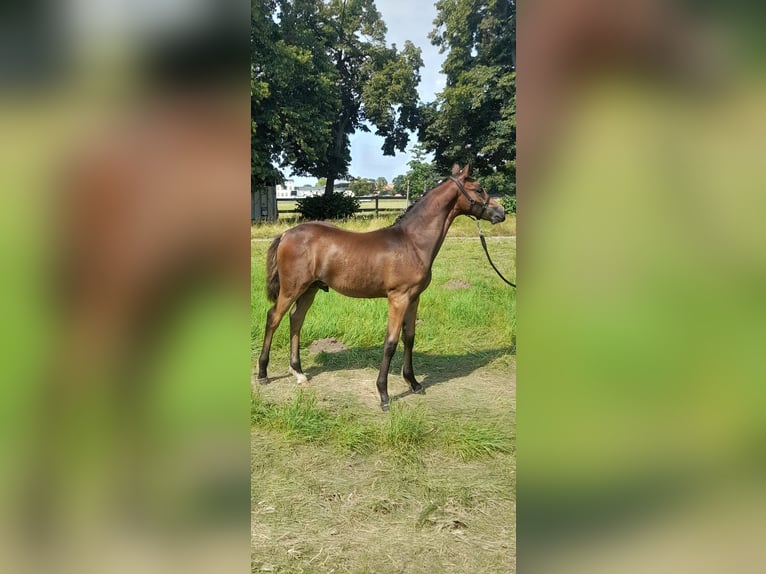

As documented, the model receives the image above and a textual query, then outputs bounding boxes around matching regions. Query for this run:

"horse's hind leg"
[289,287,319,384]
[257,294,293,383]
[401,296,424,394]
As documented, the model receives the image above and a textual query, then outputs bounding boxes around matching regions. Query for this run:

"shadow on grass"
[307,346,513,401]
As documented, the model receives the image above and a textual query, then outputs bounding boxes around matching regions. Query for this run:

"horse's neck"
[399,183,460,265]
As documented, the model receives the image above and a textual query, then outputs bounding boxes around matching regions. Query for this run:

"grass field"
[251,214,516,573]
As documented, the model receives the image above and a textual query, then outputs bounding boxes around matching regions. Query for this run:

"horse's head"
[450,163,506,224]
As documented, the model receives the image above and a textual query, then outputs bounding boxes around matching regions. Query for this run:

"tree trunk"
[324,114,350,197]
[324,176,335,196]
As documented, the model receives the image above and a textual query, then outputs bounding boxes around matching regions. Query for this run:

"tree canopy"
[347,177,376,196]
[251,0,339,188]
[421,0,516,195]
[251,0,423,194]
[391,143,438,199]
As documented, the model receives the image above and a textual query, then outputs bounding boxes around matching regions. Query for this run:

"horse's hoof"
[289,367,308,385]
[380,402,390,412]
[257,377,269,385]
[410,382,425,394]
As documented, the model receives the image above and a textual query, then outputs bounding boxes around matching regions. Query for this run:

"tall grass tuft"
[442,421,514,460]
[330,410,378,455]
[379,403,433,454]
[278,390,334,441]
[253,389,333,443]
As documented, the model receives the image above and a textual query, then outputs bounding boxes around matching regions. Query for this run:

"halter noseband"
[449,176,490,220]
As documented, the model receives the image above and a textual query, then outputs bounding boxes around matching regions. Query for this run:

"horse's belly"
[330,282,387,299]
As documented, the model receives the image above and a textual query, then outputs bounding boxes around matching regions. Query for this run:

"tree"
[405,143,437,199]
[315,177,328,188]
[420,0,515,194]
[348,177,375,196]
[391,174,407,195]
[252,1,423,196]
[390,144,437,200]
[251,0,281,188]
[251,0,339,188]
[313,0,424,195]
[375,176,388,192]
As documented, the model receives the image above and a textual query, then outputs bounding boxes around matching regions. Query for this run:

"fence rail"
[277,195,409,218]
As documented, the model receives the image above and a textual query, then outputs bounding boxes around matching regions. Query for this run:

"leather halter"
[449,175,490,219]
[449,175,516,288]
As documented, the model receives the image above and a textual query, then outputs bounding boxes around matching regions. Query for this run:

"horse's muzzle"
[490,206,506,224]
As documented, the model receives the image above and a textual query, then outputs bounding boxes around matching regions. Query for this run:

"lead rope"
[476,219,516,288]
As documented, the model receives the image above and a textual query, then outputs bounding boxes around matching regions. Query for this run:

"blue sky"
[290,0,446,186]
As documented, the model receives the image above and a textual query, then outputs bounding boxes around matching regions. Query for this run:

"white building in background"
[275,180,295,198]
[276,180,356,198]
[293,185,323,197]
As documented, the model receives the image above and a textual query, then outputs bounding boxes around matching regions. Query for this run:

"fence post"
[375,196,379,217]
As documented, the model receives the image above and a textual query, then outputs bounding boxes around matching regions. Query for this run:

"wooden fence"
[276,195,409,218]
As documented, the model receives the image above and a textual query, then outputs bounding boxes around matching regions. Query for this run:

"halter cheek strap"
[449,176,490,219]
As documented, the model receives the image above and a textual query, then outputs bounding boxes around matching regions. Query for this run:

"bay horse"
[257,162,506,411]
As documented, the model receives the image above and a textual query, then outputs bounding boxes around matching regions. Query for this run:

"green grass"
[251,216,515,573]
[252,388,512,461]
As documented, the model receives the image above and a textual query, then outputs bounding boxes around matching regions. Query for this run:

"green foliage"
[406,143,439,199]
[295,193,360,220]
[314,1,424,193]
[391,174,407,195]
[501,194,516,214]
[251,0,339,188]
[348,177,376,196]
[421,0,515,188]
[480,167,514,193]
[252,0,424,193]
[391,143,439,199]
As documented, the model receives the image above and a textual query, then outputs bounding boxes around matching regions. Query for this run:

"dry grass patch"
[251,426,515,574]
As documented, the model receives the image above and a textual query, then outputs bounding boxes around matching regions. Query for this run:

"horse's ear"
[464,161,472,177]
[451,163,462,176]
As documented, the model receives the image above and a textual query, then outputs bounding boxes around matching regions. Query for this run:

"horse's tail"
[266,234,282,303]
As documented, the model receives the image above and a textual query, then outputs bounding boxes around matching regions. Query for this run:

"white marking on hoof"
[289,366,308,385]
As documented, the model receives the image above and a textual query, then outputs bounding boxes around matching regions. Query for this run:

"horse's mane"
[390,179,445,226]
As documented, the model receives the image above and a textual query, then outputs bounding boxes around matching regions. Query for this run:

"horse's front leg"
[401,295,423,394]
[376,294,409,411]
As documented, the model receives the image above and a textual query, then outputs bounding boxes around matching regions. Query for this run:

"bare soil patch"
[308,337,349,354]
[444,278,471,290]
